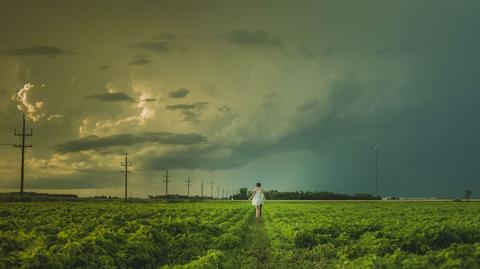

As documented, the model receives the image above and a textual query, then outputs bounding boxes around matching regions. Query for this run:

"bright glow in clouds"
[131,78,158,123]
[137,92,155,122]
[12,83,44,121]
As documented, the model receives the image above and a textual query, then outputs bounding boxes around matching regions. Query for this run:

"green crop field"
[1,201,480,268]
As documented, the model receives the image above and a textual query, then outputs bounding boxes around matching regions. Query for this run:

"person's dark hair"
[256,182,261,187]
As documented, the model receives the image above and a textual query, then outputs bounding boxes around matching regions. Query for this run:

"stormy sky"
[0,0,479,198]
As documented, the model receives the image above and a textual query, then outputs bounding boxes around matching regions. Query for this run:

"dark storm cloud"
[141,98,157,102]
[129,54,151,66]
[130,58,150,65]
[225,30,283,49]
[85,92,135,102]
[55,132,207,153]
[371,48,392,55]
[3,167,164,190]
[371,46,422,57]
[154,33,211,42]
[0,169,122,189]
[140,131,320,172]
[166,102,208,122]
[1,45,74,57]
[140,144,245,171]
[299,44,319,59]
[299,43,336,59]
[32,173,120,189]
[155,33,178,40]
[131,40,185,54]
[168,88,189,98]
[98,64,109,71]
[218,105,231,113]
[166,102,208,110]
[140,138,283,171]
[143,77,368,172]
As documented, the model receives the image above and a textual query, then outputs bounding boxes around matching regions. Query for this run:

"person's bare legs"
[256,205,262,223]
[259,205,262,222]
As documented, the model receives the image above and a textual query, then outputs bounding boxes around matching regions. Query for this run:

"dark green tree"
[239,187,248,196]
[465,190,472,200]
[232,187,249,200]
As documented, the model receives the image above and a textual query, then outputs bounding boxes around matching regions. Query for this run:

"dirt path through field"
[246,216,270,263]
[233,211,273,268]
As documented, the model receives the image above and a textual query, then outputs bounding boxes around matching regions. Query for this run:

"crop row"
[264,202,480,268]
[0,202,252,268]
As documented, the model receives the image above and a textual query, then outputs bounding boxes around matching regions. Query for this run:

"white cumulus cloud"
[12,83,45,121]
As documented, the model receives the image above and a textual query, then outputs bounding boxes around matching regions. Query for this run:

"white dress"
[251,188,265,206]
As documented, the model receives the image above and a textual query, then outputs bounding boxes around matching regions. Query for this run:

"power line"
[14,113,32,200]
[121,153,132,199]
[0,120,16,129]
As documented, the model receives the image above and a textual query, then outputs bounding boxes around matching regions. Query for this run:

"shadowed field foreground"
[1,201,480,268]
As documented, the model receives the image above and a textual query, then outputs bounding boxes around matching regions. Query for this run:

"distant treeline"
[0,192,79,202]
[148,195,207,201]
[232,188,380,200]
[0,190,380,202]
[266,190,380,200]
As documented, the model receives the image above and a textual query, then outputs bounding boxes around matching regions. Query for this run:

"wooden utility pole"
[186,176,192,198]
[14,113,32,200]
[163,169,171,198]
[210,181,214,199]
[121,153,132,200]
[375,146,379,197]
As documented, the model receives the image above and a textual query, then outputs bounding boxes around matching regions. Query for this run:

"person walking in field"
[249,183,265,223]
